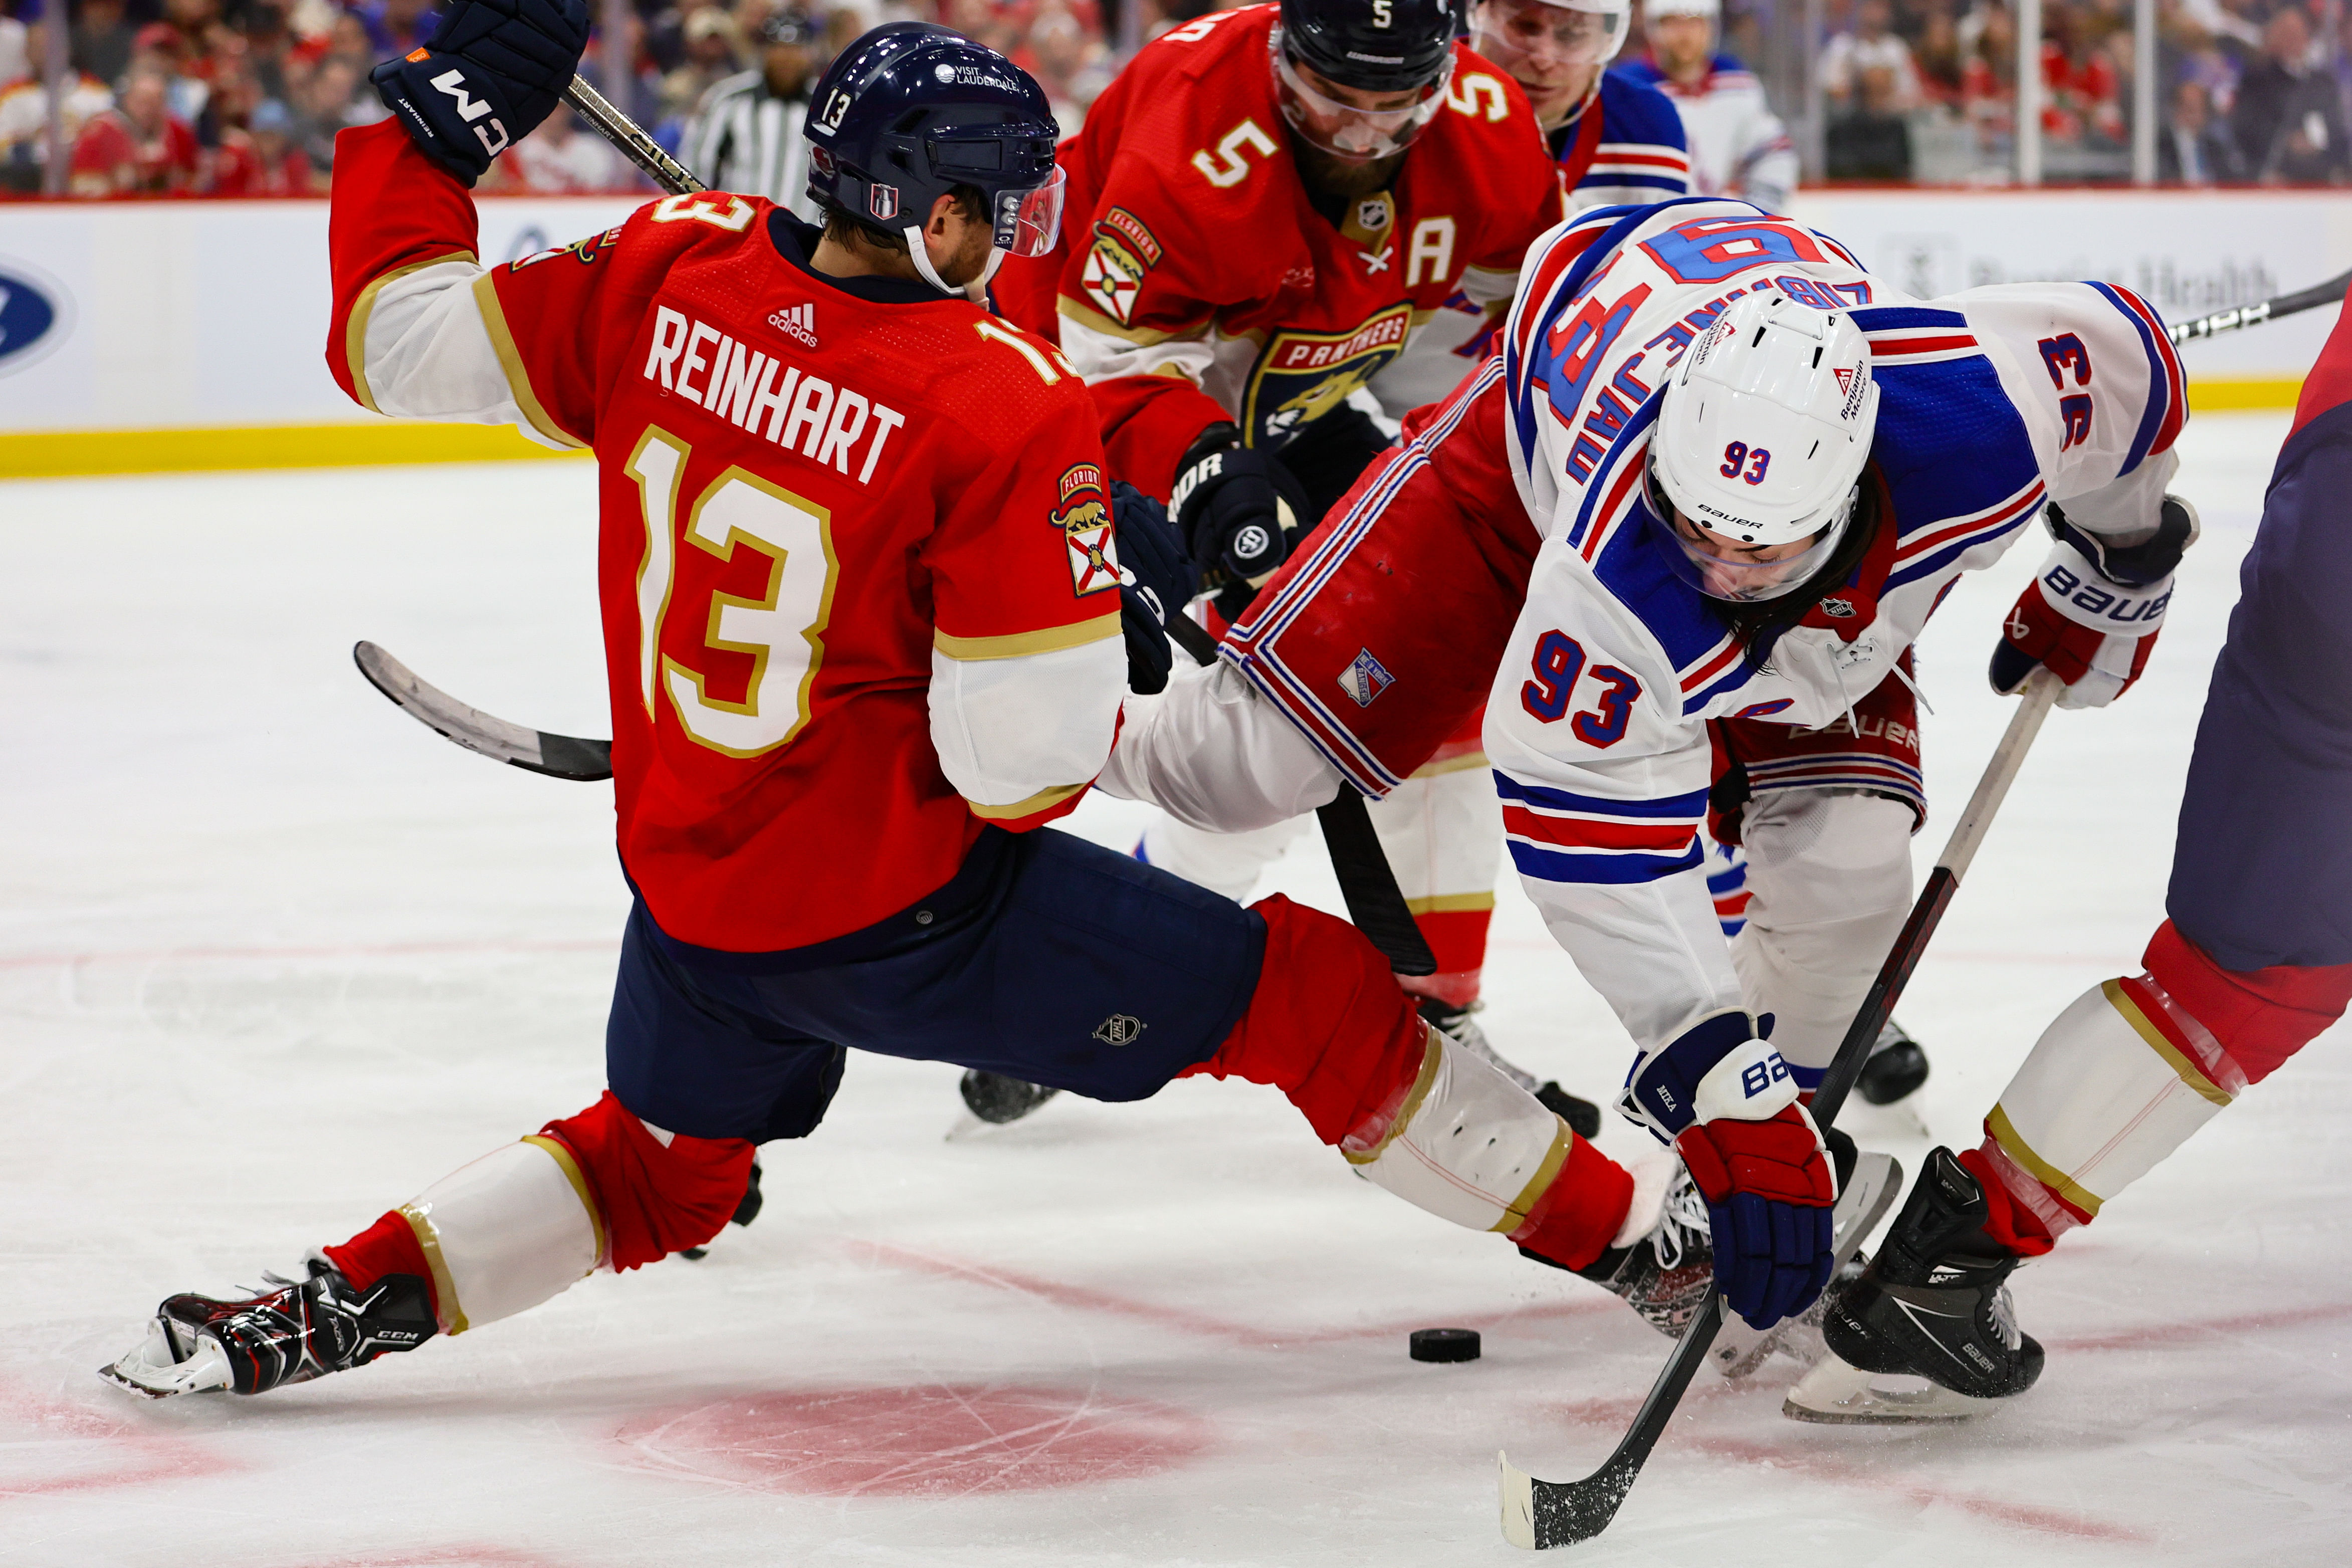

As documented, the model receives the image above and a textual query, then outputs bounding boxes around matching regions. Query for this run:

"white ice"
[2,411,2344,1567]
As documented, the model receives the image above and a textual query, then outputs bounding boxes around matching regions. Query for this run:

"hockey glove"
[1991,495,2198,711]
[370,0,590,182]
[1110,480,1192,695]
[1169,424,1312,605]
[1621,1009,1838,1330]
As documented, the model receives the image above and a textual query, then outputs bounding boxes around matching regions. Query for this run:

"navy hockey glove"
[370,0,590,182]
[1991,495,2197,710]
[1622,1010,1838,1330]
[1168,424,1312,601]
[1111,480,1193,695]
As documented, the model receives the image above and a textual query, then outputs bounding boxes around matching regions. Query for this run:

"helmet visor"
[1643,469,1851,603]
[1472,0,1628,76]
[994,162,1066,258]
[1272,31,1452,162]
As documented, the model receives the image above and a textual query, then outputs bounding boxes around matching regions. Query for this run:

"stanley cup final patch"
[1052,463,1121,597]
[1339,647,1395,708]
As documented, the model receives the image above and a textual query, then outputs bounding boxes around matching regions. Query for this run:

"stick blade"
[1499,1451,1538,1549]
[1501,1450,1638,1549]
[352,641,613,782]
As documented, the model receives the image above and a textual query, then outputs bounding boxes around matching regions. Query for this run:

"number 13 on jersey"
[627,427,840,758]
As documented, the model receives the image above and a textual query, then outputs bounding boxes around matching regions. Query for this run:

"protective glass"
[1642,471,1852,603]
[1471,0,1628,75]
[994,162,1066,258]
[1271,30,1454,162]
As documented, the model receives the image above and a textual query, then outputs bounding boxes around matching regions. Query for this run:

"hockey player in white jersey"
[1106,197,2194,1331]
[1616,0,1800,213]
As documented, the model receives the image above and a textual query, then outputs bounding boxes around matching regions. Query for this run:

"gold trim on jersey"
[1985,1103,2104,1219]
[471,271,588,450]
[934,613,1120,662]
[1409,750,1490,778]
[1344,1024,1444,1166]
[1404,891,1496,916]
[2101,979,2233,1107]
[398,1202,470,1335]
[521,1135,609,1268]
[345,250,476,414]
[1491,1115,1576,1234]
[966,780,1091,821]
[1055,294,1212,348]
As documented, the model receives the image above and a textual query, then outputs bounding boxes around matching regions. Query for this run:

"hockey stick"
[2167,265,2352,346]
[1498,668,2061,1550]
[354,641,614,781]
[563,75,704,197]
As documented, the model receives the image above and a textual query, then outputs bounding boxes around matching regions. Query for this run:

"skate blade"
[98,1323,231,1399]
[1712,1152,1901,1380]
[1781,1351,2004,1424]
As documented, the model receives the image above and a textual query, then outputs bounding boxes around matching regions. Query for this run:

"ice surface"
[2,413,2345,1566]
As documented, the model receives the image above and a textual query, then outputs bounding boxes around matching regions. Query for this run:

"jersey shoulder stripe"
[2084,281,2188,473]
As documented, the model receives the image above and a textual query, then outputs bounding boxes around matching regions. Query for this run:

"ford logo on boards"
[0,258,73,379]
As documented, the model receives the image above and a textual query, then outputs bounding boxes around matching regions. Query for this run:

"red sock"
[1508,1136,1635,1273]
[323,1209,436,1301]
[1959,1145,2056,1258]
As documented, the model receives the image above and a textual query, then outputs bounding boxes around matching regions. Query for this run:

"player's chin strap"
[904,230,1008,297]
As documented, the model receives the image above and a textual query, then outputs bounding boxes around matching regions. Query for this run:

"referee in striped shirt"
[683,9,821,219]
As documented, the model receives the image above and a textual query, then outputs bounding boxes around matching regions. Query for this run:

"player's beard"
[1289,134,1409,207]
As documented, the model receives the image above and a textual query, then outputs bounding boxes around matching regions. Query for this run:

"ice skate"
[1856,1017,1931,1106]
[1708,1145,1902,1379]
[1785,1146,2042,1423]
[1533,1160,1716,1338]
[1419,999,1604,1140]
[101,1255,435,1399]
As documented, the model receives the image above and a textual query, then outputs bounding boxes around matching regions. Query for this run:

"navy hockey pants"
[604,826,1267,1143]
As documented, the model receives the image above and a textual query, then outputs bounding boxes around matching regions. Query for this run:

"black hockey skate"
[1788,1146,2043,1423]
[1857,1017,1932,1105]
[958,1069,1061,1126]
[1525,1162,1715,1337]
[1418,999,1604,1140]
[100,1256,436,1398]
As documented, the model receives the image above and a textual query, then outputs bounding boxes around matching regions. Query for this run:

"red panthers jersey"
[993,3,1564,497]
[327,122,1125,953]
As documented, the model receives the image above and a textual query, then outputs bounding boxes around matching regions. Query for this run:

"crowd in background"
[0,0,2345,196]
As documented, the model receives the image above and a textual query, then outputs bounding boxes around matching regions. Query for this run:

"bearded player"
[1615,0,1798,215]
[1106,196,2196,1351]
[1791,290,2352,1422]
[101,16,1715,1400]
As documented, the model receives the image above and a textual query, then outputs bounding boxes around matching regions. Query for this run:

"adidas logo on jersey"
[767,302,818,349]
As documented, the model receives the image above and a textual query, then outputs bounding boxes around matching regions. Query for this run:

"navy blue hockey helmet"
[802,23,1065,291]
[1277,0,1460,92]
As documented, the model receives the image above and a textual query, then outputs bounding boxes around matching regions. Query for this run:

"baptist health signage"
[0,188,2340,473]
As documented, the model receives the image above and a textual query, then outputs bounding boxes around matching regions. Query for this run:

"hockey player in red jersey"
[101,14,1693,1401]
[1789,289,2352,1422]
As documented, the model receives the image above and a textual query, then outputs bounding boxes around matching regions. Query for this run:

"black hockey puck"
[1409,1327,1481,1363]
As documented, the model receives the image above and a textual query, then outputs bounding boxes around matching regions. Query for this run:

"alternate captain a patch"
[1052,463,1121,597]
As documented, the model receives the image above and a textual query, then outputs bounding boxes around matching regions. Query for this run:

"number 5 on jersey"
[628,428,840,758]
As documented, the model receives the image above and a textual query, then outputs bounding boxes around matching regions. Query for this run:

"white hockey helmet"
[1472,0,1632,73]
[1645,290,1881,602]
[1645,0,1721,20]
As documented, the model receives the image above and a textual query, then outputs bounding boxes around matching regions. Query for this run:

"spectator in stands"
[511,105,625,190]
[1912,2,1966,106]
[659,6,743,130]
[684,7,817,215]
[2232,5,2349,184]
[71,0,139,89]
[1025,0,1112,131]
[208,94,316,192]
[1827,59,1914,177]
[2,3,31,89]
[2160,76,2241,182]
[70,66,200,193]
[0,52,113,191]
[1822,0,1920,111]
[293,53,366,173]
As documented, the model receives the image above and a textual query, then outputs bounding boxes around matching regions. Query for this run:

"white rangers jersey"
[1615,54,1799,212]
[1475,199,2186,1050]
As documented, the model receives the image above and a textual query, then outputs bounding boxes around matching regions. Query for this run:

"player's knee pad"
[1984,920,2352,1240]
[1730,790,1914,1073]
[1137,812,1310,902]
[542,1089,756,1275]
[1192,894,1425,1144]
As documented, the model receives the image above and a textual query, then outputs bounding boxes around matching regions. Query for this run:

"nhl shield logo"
[1819,596,1856,618]
[1093,1013,1146,1046]
[1338,647,1394,708]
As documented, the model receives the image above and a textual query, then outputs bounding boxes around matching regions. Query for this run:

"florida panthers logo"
[1052,464,1121,597]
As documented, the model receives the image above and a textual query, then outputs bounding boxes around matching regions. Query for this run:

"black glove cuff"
[2044,496,2196,588]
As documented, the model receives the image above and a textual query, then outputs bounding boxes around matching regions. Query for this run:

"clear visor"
[1271,31,1453,163]
[1643,470,1851,604]
[994,163,1066,258]
[1472,0,1628,76]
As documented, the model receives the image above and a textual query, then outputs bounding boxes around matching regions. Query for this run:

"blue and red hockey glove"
[1991,495,2198,710]
[370,0,590,182]
[1621,1009,1838,1330]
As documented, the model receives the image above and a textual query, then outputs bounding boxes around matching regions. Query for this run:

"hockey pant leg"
[1728,789,1917,1087]
[1969,919,2352,1252]
[1366,740,1503,1011]
[1184,895,1632,1271]
[1137,811,1314,901]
